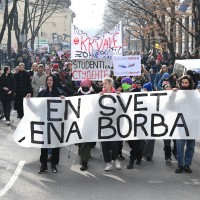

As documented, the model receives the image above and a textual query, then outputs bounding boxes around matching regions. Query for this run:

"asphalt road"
[0,111,200,200]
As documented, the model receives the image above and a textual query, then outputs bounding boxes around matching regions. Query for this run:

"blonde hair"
[103,77,114,86]
[19,62,25,66]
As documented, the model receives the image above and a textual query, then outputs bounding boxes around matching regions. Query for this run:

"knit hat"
[143,82,152,91]
[52,63,60,71]
[163,72,170,79]
[121,77,133,85]
[162,81,170,88]
[80,78,91,87]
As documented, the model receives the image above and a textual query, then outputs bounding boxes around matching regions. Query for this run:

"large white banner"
[14,90,200,148]
[71,22,122,59]
[72,59,112,81]
[113,55,141,76]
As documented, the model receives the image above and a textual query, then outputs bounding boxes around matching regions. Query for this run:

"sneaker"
[38,165,48,174]
[51,164,57,173]
[105,162,113,171]
[165,159,171,165]
[184,165,192,173]
[114,160,121,170]
[5,121,10,125]
[175,166,184,173]
[118,154,125,160]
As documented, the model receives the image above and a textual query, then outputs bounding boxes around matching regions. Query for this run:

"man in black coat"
[14,62,32,119]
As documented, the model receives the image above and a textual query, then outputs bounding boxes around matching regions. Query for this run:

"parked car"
[173,59,200,78]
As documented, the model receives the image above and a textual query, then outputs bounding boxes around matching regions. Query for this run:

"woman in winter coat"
[74,78,95,171]
[101,77,122,171]
[37,74,65,174]
[0,66,16,125]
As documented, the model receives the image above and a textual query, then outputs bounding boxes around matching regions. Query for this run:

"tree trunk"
[0,0,18,44]
[7,13,14,58]
[193,0,200,58]
[31,36,35,50]
[21,0,28,48]
[0,0,9,43]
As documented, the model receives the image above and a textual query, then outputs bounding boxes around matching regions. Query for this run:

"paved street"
[0,111,200,200]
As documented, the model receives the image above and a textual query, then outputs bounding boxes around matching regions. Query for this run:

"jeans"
[176,140,195,167]
[40,148,60,166]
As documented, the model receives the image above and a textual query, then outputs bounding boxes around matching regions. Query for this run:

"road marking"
[0,160,26,197]
[103,174,126,182]
[70,165,98,179]
[148,181,164,184]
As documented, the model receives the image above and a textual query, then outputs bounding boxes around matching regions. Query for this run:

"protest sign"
[72,59,112,80]
[13,90,200,148]
[71,22,122,59]
[113,55,141,76]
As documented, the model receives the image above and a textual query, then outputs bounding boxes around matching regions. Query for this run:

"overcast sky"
[70,0,107,32]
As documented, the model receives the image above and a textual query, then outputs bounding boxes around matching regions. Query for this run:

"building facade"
[0,1,75,51]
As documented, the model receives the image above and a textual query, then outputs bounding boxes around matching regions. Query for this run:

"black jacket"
[37,87,63,97]
[14,70,32,98]
[0,73,16,100]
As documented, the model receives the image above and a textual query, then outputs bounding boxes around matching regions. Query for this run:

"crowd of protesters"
[0,48,199,174]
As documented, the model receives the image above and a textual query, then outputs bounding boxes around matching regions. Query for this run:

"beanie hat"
[52,63,60,71]
[143,82,152,91]
[80,78,91,87]
[162,81,170,88]
[121,77,133,85]
[163,72,170,79]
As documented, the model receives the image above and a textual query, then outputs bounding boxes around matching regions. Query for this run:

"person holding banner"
[74,78,95,171]
[173,75,195,173]
[162,83,175,164]
[101,77,121,171]
[120,77,144,169]
[142,82,155,162]
[37,74,65,174]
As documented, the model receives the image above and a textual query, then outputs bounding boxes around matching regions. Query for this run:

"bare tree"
[104,0,200,61]
[0,0,18,44]
[12,0,71,50]
[192,0,200,58]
